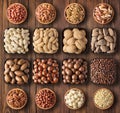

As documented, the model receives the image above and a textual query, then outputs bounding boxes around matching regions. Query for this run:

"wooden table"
[0,0,120,113]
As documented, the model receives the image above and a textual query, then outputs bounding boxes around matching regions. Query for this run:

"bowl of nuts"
[64,88,85,110]
[35,88,56,110]
[7,3,27,24]
[64,3,85,24]
[35,3,56,24]
[93,3,114,24]
[6,88,28,110]
[94,88,114,110]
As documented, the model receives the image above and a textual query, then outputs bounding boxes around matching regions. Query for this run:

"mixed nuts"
[6,88,27,110]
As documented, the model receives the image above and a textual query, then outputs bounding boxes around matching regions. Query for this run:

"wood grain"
[0,0,120,113]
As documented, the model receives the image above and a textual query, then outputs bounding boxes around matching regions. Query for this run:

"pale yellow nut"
[47,42,52,50]
[44,30,49,37]
[52,28,58,37]
[66,45,77,53]
[64,29,73,39]
[81,30,86,36]
[48,31,54,37]
[36,42,44,47]
[73,31,84,39]
[82,37,88,44]
[33,35,40,41]
[67,37,76,45]
[75,40,83,50]
[73,28,80,32]
[34,48,40,53]
[52,38,58,44]
[75,49,83,54]
[43,36,49,44]
[63,45,68,52]
[43,45,49,52]
[52,44,58,51]
[34,29,39,35]
[49,36,56,42]
[63,38,67,44]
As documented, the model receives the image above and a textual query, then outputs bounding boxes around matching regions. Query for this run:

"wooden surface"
[0,0,120,113]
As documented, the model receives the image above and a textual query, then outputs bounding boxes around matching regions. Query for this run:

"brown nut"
[62,59,88,84]
[20,63,28,70]
[15,76,23,82]
[18,59,26,65]
[6,88,27,110]
[32,58,59,84]
[22,75,28,83]
[35,3,56,24]
[14,71,24,76]
[4,74,11,83]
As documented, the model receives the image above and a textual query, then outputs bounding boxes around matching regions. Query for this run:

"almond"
[20,63,28,70]
[11,64,20,71]
[14,71,24,76]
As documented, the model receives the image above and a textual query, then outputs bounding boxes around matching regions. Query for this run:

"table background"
[0,0,120,113]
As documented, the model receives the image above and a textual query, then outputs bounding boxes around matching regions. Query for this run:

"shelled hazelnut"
[93,3,114,24]
[32,58,59,84]
[62,59,88,84]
